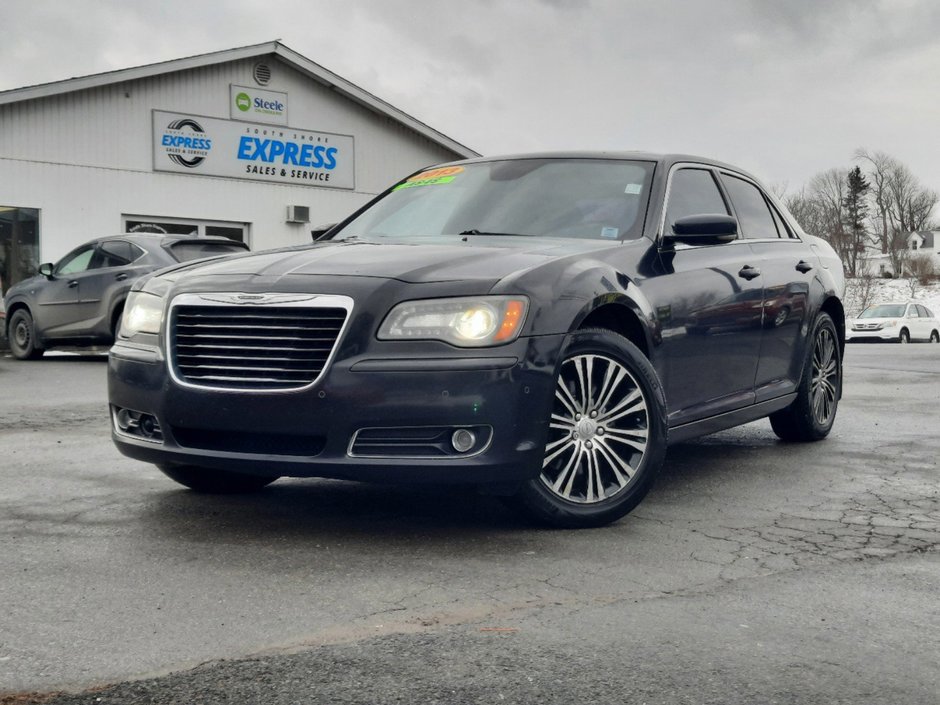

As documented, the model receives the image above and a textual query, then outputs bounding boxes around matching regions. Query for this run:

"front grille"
[171,425,326,456]
[170,300,348,391]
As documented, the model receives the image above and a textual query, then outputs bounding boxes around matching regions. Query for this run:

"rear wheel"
[770,312,841,442]
[510,328,667,528]
[899,329,910,344]
[157,464,278,493]
[9,309,44,360]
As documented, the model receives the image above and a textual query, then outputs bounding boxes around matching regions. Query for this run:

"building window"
[123,215,249,244]
[0,206,40,295]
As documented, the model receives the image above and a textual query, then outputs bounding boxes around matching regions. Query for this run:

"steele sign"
[230,84,288,125]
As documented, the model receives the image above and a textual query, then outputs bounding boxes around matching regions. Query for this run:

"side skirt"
[668,394,797,445]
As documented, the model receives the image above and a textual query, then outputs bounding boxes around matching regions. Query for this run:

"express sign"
[153,111,355,189]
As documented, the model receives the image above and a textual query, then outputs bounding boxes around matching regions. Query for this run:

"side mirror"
[310,223,337,241]
[665,214,738,246]
[38,263,55,279]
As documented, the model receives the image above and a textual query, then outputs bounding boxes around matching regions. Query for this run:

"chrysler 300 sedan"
[109,153,845,527]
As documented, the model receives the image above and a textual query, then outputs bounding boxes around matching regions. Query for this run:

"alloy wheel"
[810,327,838,426]
[540,353,649,504]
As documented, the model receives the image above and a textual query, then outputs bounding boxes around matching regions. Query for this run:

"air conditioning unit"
[286,205,310,224]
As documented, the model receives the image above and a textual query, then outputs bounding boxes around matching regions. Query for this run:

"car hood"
[163,237,629,285]
[851,317,900,324]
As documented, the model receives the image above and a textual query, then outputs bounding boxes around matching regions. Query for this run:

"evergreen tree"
[841,166,870,276]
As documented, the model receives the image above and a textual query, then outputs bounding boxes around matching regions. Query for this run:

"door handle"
[67,280,79,288]
[738,265,761,280]
[116,273,129,281]
[795,260,813,273]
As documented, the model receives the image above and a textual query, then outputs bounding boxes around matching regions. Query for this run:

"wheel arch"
[819,296,845,357]
[575,300,651,358]
[4,301,33,337]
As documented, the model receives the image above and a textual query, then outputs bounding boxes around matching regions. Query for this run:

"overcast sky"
[3,0,939,197]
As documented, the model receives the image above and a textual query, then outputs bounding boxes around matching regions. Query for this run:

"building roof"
[0,40,478,160]
[909,231,937,249]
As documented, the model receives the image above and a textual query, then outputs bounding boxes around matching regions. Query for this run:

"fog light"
[139,415,157,438]
[451,428,476,453]
[116,408,137,432]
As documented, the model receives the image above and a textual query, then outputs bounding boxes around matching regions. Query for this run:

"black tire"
[8,309,44,360]
[899,329,910,344]
[110,306,124,342]
[509,328,668,528]
[930,331,939,344]
[769,312,841,442]
[157,464,278,493]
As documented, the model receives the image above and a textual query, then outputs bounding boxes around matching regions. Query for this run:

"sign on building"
[152,111,355,189]
[230,84,288,124]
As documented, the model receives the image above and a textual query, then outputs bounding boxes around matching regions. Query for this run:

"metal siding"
[0,55,465,262]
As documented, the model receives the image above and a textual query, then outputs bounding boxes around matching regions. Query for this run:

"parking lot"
[1,344,938,704]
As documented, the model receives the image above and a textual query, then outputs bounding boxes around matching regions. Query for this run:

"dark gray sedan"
[3,233,248,359]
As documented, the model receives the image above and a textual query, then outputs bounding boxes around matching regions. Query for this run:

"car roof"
[430,151,758,179]
[86,233,243,246]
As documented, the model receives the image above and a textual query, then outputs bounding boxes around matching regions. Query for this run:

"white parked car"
[847,302,940,343]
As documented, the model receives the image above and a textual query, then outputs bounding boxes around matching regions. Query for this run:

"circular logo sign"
[235,92,251,112]
[162,118,211,168]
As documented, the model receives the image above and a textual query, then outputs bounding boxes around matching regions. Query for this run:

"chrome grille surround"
[167,293,353,393]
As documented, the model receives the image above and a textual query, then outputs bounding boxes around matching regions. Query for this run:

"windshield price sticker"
[394,166,464,190]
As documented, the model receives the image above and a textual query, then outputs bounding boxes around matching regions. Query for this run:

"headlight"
[883,320,897,328]
[378,296,528,347]
[120,291,165,336]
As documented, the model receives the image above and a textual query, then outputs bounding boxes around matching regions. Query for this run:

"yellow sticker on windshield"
[394,166,465,190]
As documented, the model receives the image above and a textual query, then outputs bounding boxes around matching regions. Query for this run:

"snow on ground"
[843,277,940,318]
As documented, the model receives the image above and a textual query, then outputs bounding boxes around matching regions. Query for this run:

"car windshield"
[333,158,655,242]
[859,304,906,318]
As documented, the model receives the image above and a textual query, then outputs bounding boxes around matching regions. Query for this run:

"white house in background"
[855,231,940,278]
[907,231,940,272]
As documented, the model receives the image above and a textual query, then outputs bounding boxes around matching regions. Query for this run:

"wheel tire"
[510,328,668,528]
[930,331,939,344]
[899,329,910,344]
[8,309,44,360]
[157,464,278,493]
[769,312,841,442]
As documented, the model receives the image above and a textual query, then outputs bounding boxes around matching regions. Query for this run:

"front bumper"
[845,328,899,342]
[108,334,562,485]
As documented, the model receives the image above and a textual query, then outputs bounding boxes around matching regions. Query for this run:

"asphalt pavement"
[0,345,938,704]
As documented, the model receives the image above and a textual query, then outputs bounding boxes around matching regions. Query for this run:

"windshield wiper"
[458,229,527,237]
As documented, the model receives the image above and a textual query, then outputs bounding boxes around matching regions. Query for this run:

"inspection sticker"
[601,227,620,239]
[394,166,465,190]
[624,183,643,195]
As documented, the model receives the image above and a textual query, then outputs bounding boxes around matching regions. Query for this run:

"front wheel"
[899,329,910,344]
[769,312,841,442]
[930,331,939,344]
[157,464,278,493]
[9,309,44,360]
[510,328,667,528]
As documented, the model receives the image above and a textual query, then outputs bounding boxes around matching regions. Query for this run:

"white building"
[0,41,477,293]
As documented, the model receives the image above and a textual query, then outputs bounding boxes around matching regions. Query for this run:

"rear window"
[167,241,248,262]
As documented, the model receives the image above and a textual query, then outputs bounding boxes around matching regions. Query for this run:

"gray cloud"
[1,0,938,199]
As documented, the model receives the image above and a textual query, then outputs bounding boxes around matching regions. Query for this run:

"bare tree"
[907,252,936,285]
[854,148,895,255]
[884,161,938,275]
[844,271,877,317]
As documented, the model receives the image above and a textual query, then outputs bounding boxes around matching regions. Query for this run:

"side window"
[664,169,729,229]
[768,203,793,239]
[921,305,934,318]
[721,174,779,239]
[906,305,919,318]
[55,245,96,275]
[97,240,135,268]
